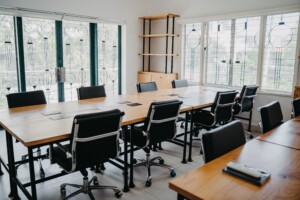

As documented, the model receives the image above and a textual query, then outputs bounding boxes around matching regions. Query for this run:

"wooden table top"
[169,139,300,200]
[257,116,300,150]
[0,86,226,147]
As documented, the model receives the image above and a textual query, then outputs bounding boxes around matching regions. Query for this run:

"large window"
[183,11,299,93]
[63,21,90,101]
[262,12,299,92]
[98,24,119,95]
[204,17,260,87]
[23,17,57,102]
[0,15,18,108]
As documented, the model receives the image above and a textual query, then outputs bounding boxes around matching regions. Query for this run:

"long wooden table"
[169,118,300,200]
[0,86,226,200]
[257,116,300,150]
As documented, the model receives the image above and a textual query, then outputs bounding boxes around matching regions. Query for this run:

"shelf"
[139,34,179,38]
[139,13,180,20]
[139,53,179,56]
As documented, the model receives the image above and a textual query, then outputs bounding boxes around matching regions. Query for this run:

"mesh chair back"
[70,109,124,170]
[77,85,106,100]
[292,98,300,117]
[6,90,46,108]
[137,82,158,93]
[239,85,259,112]
[202,121,246,163]
[171,79,188,88]
[144,100,182,145]
[211,91,238,123]
[259,101,283,133]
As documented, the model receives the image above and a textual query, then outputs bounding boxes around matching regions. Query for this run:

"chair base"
[133,153,176,187]
[60,176,122,200]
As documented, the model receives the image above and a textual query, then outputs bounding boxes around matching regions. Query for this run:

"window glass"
[0,15,18,108]
[182,23,201,82]
[262,12,299,92]
[23,17,57,102]
[63,21,90,101]
[98,24,119,95]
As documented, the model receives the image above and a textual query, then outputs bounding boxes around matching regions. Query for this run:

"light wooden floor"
[0,125,260,200]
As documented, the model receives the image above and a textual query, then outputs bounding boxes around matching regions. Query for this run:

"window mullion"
[293,14,300,86]
[229,19,236,86]
[257,16,267,92]
[200,22,205,86]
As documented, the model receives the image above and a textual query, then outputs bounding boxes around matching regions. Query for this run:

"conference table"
[169,116,300,200]
[0,85,227,200]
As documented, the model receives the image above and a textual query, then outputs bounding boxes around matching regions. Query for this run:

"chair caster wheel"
[132,159,137,164]
[115,191,122,198]
[40,169,45,179]
[159,159,164,165]
[170,170,176,177]
[100,164,106,170]
[93,179,99,186]
[145,180,152,187]
[60,188,66,196]
[249,135,253,139]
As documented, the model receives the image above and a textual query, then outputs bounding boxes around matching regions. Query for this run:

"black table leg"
[129,125,135,188]
[177,193,186,200]
[28,147,37,200]
[188,111,193,162]
[122,126,130,192]
[181,112,188,164]
[6,131,20,199]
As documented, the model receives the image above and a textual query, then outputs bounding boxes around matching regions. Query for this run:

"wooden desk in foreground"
[257,116,300,150]
[169,140,300,200]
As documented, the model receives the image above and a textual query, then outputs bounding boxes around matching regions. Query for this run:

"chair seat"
[193,110,215,127]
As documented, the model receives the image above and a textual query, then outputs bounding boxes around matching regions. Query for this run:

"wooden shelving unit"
[139,13,180,73]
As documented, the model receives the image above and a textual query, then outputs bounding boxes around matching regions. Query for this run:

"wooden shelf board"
[139,53,179,56]
[139,13,180,20]
[139,34,179,38]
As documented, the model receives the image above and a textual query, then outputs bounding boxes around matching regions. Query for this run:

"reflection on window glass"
[63,21,90,101]
[98,24,119,96]
[182,23,201,82]
[23,17,57,103]
[262,12,299,93]
[0,15,18,109]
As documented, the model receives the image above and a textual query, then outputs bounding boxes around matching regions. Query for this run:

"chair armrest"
[55,143,72,158]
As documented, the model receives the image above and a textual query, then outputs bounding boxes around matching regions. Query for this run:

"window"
[98,24,119,95]
[63,21,90,101]
[204,17,260,87]
[0,15,18,108]
[182,23,201,82]
[183,12,299,94]
[23,17,57,102]
[261,12,299,93]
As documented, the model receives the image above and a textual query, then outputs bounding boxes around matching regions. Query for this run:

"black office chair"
[77,85,107,172]
[202,121,246,163]
[77,85,106,100]
[6,90,47,178]
[130,100,182,187]
[50,109,124,199]
[171,79,188,88]
[233,85,259,138]
[193,91,237,154]
[136,82,158,93]
[258,101,283,133]
[171,79,188,128]
[292,98,300,118]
